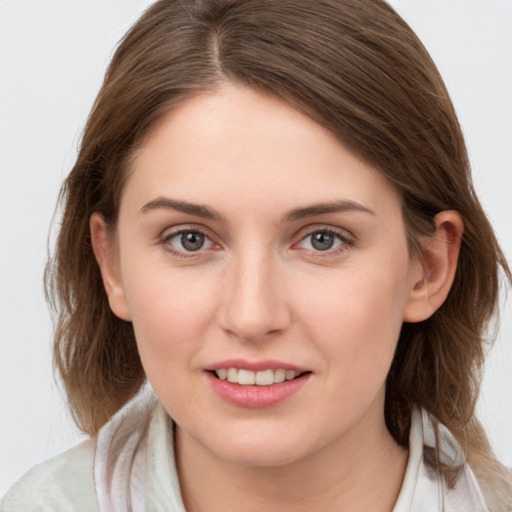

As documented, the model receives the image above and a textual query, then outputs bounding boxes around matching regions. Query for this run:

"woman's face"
[107,84,424,467]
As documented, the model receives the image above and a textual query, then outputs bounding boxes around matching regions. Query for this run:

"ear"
[403,210,464,323]
[90,213,132,321]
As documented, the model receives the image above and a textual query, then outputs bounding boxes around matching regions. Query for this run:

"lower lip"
[205,372,310,408]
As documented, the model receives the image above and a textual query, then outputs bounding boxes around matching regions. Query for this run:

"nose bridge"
[219,244,289,341]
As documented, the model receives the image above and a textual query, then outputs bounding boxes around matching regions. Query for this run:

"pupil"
[181,232,204,251]
[311,232,334,251]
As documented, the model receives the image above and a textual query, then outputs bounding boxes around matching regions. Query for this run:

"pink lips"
[205,359,311,409]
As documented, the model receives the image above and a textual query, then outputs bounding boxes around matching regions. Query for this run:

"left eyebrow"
[282,200,376,223]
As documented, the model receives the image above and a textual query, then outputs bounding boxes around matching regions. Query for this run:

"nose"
[217,249,291,343]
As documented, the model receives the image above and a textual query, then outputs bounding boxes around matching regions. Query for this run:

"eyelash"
[159,228,216,259]
[295,228,354,256]
[158,226,354,259]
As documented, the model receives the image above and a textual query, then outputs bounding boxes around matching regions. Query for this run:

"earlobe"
[90,213,132,321]
[403,210,464,323]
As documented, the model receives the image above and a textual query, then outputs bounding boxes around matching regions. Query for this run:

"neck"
[175,405,408,512]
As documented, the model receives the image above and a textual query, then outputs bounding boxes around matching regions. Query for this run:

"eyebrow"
[139,197,375,222]
[139,197,224,221]
[282,200,376,222]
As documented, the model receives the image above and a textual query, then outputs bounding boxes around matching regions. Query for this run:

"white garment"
[394,408,488,512]
[2,394,490,511]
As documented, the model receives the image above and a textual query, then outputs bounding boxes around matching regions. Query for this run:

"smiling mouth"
[212,368,306,386]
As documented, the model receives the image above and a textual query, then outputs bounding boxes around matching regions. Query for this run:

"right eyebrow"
[139,197,224,221]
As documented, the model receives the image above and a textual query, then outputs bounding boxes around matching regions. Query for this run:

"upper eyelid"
[294,223,355,241]
[159,226,217,252]
[160,224,214,240]
[157,224,355,250]
[296,230,351,247]
[293,226,357,255]
[159,228,217,258]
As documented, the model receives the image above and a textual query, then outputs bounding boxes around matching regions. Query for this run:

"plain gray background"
[1,0,511,495]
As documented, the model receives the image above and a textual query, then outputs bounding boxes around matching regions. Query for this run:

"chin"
[198,425,317,468]
[218,443,304,468]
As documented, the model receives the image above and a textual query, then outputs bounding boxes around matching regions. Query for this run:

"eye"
[162,229,215,254]
[297,229,349,252]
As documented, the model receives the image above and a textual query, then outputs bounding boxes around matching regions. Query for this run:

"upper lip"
[204,359,309,373]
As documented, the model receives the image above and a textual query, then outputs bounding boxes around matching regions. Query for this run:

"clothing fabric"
[1,393,490,511]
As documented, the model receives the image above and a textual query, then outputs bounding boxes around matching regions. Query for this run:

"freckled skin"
[98,84,433,510]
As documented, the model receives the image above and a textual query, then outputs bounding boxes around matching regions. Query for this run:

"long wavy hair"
[46,0,511,507]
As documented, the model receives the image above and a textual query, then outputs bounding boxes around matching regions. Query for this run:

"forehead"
[124,84,401,220]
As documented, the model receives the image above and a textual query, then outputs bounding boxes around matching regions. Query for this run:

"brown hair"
[46,0,511,504]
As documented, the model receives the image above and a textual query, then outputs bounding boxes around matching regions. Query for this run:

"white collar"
[394,408,488,512]
[94,397,488,512]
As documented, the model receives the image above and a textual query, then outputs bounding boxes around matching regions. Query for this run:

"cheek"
[120,262,219,374]
[295,257,411,384]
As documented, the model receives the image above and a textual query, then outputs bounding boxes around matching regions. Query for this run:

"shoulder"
[1,438,100,512]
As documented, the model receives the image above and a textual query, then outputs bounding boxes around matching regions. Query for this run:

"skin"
[91,84,463,511]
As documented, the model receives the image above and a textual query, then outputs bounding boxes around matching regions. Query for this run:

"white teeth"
[285,370,297,381]
[255,369,274,386]
[274,369,286,383]
[227,368,238,383]
[214,368,301,385]
[238,369,255,385]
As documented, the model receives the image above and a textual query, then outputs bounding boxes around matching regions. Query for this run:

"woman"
[2,0,511,510]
